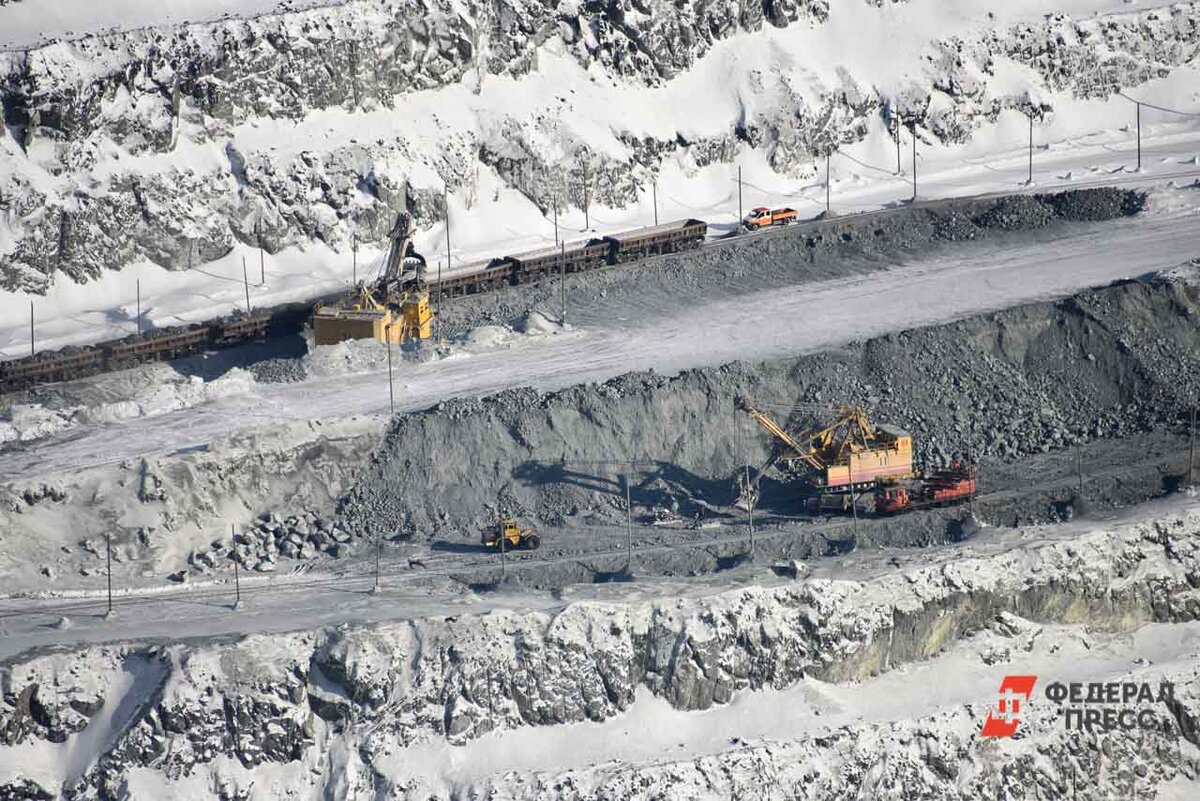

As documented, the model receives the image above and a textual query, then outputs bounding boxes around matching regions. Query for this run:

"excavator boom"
[734,395,915,508]
[381,211,427,291]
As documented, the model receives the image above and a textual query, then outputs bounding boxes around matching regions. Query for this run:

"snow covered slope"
[0,0,1198,311]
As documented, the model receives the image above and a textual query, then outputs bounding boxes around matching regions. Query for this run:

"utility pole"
[435,259,443,343]
[825,152,831,214]
[737,165,743,226]
[498,520,507,580]
[848,458,859,538]
[1136,101,1142,171]
[1076,441,1085,500]
[233,556,241,609]
[625,474,633,568]
[582,162,590,230]
[231,526,242,610]
[910,127,918,202]
[352,233,357,286]
[895,121,902,175]
[372,534,382,595]
[136,279,141,334]
[241,256,251,314]
[745,464,755,555]
[444,190,452,272]
[29,300,34,356]
[105,531,114,618]
[1027,113,1034,185]
[967,417,977,519]
[559,242,566,324]
[652,179,658,226]
[385,325,395,415]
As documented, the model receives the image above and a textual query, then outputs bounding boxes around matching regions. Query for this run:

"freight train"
[0,218,708,394]
[0,305,313,393]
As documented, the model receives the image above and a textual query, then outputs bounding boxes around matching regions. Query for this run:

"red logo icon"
[981,675,1038,737]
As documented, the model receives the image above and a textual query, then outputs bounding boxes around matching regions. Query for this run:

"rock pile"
[336,271,1200,539]
[183,510,355,578]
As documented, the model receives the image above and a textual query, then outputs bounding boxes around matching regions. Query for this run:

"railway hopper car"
[214,311,272,345]
[0,347,105,391]
[427,260,514,298]
[500,240,610,282]
[104,326,211,368]
[600,218,707,263]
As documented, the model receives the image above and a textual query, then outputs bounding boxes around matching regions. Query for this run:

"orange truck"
[743,206,798,230]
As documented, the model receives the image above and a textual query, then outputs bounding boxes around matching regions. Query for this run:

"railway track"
[5,168,1191,396]
[0,219,707,395]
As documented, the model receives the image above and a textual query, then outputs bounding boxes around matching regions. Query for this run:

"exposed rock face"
[2,506,1199,797]
[0,2,1196,291]
[475,680,1200,800]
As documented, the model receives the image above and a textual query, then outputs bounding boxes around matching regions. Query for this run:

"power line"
[1118,92,1200,118]
[833,147,898,177]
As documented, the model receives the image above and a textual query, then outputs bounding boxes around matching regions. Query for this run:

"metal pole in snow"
[895,121,902,175]
[444,190,452,272]
[231,525,242,609]
[1027,114,1034,185]
[625,474,633,568]
[652,180,658,226]
[553,201,559,246]
[745,464,755,555]
[105,531,114,618]
[1136,102,1142,172]
[848,457,859,538]
[825,152,831,214]
[241,257,251,314]
[499,520,506,580]
[968,419,977,518]
[583,162,590,231]
[258,220,265,286]
[386,325,395,415]
[372,534,382,594]
[911,128,917,201]
[352,233,357,287]
[1076,442,1084,500]
[560,242,566,324]
[435,259,443,343]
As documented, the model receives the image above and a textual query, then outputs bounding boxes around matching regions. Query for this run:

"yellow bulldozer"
[481,517,541,551]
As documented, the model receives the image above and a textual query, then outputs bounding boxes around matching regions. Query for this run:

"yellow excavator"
[312,212,433,345]
[734,396,915,510]
[481,517,541,551]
